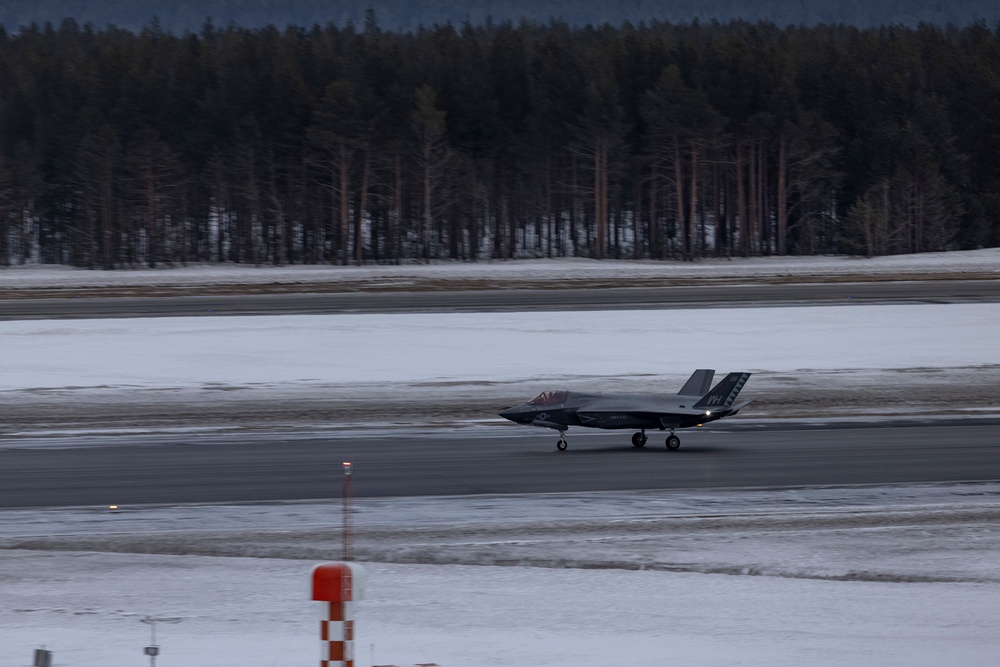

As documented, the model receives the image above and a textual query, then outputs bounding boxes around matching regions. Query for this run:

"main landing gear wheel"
[631,431,648,448]
[665,434,681,450]
[556,435,568,451]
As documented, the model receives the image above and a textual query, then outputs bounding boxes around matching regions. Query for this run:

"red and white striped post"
[311,562,367,667]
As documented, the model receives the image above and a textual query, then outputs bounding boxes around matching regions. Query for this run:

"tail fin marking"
[693,372,751,410]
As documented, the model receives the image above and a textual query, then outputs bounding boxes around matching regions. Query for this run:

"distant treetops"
[0,18,997,268]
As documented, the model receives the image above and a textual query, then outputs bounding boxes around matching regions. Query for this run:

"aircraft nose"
[498,406,526,423]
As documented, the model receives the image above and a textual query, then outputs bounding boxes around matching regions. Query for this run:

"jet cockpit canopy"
[528,390,568,406]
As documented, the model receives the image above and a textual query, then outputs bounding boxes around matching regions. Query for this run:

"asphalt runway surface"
[3,420,999,509]
[2,279,999,319]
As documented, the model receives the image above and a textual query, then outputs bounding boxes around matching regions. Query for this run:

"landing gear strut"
[665,429,681,450]
[631,431,648,448]
[556,433,568,451]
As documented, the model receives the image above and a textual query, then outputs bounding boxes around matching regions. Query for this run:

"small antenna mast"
[342,461,353,561]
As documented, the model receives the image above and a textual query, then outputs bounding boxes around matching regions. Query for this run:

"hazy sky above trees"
[1,0,999,34]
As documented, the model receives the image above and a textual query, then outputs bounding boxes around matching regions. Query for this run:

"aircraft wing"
[721,399,754,415]
[577,396,705,415]
[580,395,700,414]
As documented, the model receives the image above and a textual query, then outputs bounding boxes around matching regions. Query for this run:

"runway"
[3,419,998,508]
[1,279,999,320]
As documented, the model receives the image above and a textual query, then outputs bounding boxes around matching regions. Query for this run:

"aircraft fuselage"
[499,391,727,431]
[498,371,753,450]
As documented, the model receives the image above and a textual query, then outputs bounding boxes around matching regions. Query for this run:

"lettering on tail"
[694,372,751,410]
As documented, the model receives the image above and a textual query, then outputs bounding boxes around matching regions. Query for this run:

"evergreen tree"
[0,18,997,267]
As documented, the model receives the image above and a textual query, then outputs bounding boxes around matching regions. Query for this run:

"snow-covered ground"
[5,549,996,667]
[2,304,997,393]
[2,251,999,666]
[1,247,999,294]
[3,486,1000,667]
[1,302,999,436]
[5,485,1000,582]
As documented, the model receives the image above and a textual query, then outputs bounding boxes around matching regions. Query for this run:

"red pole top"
[311,562,367,602]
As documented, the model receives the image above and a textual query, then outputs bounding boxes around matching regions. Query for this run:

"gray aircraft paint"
[499,369,753,450]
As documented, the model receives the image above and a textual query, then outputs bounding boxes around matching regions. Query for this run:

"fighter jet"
[498,370,752,451]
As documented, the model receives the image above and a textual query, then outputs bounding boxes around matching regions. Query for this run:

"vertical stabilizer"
[693,372,751,409]
[678,369,715,396]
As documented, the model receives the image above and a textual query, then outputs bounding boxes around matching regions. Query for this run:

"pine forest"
[1,17,999,268]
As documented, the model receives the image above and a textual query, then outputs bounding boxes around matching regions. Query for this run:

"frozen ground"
[5,485,1000,583]
[1,303,999,436]
[2,251,999,665]
[1,247,999,296]
[2,486,1000,666]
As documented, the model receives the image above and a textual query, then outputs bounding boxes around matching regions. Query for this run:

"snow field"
[2,548,999,666]
[3,486,1000,666]
[0,304,996,395]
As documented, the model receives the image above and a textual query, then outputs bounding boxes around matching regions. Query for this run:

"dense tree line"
[0,18,998,268]
[3,1,1000,34]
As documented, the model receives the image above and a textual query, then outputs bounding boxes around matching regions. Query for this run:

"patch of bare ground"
[1,366,998,435]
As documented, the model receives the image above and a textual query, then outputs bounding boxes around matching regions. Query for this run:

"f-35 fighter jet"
[499,370,752,451]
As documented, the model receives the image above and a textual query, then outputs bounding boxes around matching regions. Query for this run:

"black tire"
[631,432,647,448]
[557,439,568,451]
[666,435,681,450]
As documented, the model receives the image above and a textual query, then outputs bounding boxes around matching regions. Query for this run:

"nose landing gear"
[556,433,568,451]
[631,431,648,448]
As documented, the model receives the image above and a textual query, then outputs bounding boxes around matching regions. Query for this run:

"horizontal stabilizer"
[723,399,754,415]
[693,372,751,410]
[678,369,715,396]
